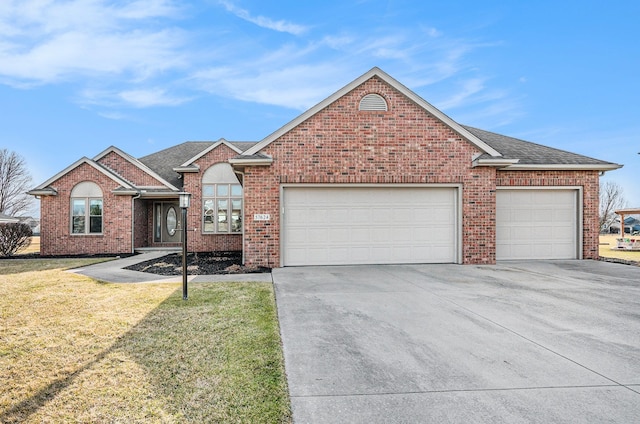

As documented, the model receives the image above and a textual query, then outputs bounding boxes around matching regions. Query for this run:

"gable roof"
[465,126,621,170]
[94,146,180,191]
[236,67,620,172]
[242,67,502,158]
[27,157,137,196]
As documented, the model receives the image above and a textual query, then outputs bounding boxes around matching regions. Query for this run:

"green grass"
[0,259,291,423]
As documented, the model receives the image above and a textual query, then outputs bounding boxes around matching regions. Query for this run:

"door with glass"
[154,202,181,243]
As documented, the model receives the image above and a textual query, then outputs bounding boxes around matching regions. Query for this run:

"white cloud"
[0,0,517,124]
[80,87,192,108]
[192,63,346,110]
[218,0,308,35]
[118,88,192,108]
[0,0,186,86]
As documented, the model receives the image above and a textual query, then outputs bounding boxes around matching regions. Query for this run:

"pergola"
[614,208,640,236]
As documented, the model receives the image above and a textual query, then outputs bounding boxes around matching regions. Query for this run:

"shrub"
[0,222,32,256]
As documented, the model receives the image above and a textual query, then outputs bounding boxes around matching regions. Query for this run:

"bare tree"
[0,149,33,216]
[599,180,627,232]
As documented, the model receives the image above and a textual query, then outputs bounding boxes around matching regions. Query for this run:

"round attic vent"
[359,93,388,111]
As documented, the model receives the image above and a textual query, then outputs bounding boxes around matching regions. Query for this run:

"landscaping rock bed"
[125,251,271,275]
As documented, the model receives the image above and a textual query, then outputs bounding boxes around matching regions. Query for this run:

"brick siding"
[181,143,243,253]
[97,151,166,187]
[40,162,133,256]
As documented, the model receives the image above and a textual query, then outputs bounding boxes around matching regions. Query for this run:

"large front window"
[203,183,242,233]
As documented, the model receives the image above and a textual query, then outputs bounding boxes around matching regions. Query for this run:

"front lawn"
[0,259,291,423]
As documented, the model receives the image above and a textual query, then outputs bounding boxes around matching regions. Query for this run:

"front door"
[154,202,181,243]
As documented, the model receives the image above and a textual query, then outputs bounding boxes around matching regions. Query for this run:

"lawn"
[15,236,40,255]
[599,234,640,263]
[0,259,291,423]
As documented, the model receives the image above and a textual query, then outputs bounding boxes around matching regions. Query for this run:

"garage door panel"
[497,189,578,260]
[283,187,457,266]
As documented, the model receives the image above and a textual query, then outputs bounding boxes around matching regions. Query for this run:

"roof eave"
[138,190,181,199]
[501,163,623,171]
[112,189,140,196]
[27,188,58,196]
[173,165,200,173]
[228,157,274,166]
[472,158,520,168]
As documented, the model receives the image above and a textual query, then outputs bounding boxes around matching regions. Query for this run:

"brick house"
[28,68,620,266]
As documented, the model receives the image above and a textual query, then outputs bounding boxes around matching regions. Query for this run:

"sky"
[1,0,639,215]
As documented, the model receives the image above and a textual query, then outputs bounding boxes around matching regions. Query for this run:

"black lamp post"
[179,192,191,300]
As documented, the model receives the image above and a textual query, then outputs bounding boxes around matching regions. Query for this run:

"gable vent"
[359,93,388,111]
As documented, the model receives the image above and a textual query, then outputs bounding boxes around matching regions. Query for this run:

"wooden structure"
[614,208,640,250]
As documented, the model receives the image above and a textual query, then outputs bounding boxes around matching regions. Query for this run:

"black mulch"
[124,251,271,276]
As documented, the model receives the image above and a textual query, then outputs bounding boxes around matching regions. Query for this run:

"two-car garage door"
[282,186,458,266]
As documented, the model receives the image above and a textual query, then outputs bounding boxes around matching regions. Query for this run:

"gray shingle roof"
[138,141,256,188]
[463,126,617,166]
[139,142,214,188]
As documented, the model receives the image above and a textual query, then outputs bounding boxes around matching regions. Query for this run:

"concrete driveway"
[272,261,640,423]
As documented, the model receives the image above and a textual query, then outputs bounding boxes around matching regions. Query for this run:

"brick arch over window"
[202,163,243,233]
[70,181,103,234]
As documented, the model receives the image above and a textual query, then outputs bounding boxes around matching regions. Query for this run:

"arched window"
[359,93,388,111]
[202,163,243,233]
[70,181,103,234]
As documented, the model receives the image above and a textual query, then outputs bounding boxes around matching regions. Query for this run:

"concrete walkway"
[68,252,273,283]
[273,260,640,423]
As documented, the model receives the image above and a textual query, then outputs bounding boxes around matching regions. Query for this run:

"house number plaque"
[254,214,271,221]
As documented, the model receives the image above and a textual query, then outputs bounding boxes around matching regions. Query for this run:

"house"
[0,213,19,224]
[609,215,640,234]
[28,67,621,266]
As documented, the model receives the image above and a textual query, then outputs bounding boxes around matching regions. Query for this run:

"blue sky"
[2,0,639,213]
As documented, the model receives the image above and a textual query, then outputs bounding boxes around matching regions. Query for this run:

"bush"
[0,222,32,256]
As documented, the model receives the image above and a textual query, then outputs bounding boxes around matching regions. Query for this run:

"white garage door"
[496,189,579,260]
[282,186,458,266]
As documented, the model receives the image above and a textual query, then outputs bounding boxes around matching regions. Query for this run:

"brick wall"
[496,170,601,259]
[181,144,243,253]
[242,76,499,266]
[133,198,148,248]
[97,151,166,187]
[40,162,133,256]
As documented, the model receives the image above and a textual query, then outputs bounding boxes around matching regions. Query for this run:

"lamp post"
[179,192,191,300]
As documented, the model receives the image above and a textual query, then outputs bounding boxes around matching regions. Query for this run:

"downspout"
[131,192,141,254]
[234,170,246,265]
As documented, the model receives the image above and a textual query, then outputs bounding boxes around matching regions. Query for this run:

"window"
[70,182,103,234]
[202,164,243,234]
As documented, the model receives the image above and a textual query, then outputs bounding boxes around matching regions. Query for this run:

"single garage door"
[282,186,458,266]
[496,189,579,260]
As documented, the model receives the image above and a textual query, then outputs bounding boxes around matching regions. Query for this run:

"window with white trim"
[202,164,243,233]
[71,181,103,234]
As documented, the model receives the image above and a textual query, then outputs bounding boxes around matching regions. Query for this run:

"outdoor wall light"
[179,192,191,209]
